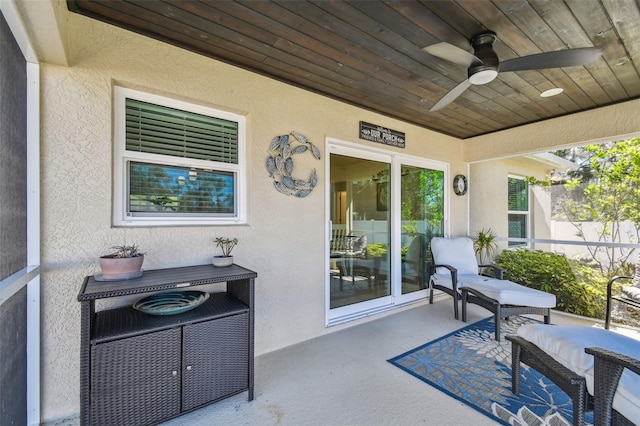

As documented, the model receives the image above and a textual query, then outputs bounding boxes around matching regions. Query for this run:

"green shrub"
[494,249,603,318]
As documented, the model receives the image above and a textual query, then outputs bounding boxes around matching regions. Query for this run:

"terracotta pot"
[212,255,233,267]
[99,254,144,280]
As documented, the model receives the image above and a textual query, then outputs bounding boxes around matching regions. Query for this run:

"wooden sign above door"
[359,121,405,148]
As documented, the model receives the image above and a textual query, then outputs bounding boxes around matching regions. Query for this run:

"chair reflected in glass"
[333,235,368,289]
[402,234,428,293]
[330,232,392,309]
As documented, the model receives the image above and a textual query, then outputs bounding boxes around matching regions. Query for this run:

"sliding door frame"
[325,137,449,326]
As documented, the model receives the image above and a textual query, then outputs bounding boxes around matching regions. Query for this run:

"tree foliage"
[555,138,640,274]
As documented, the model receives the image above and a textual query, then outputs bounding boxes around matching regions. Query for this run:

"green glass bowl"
[133,290,209,316]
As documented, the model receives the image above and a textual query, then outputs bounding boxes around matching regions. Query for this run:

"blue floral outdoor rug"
[388,316,594,426]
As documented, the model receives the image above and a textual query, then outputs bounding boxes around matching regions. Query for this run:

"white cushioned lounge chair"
[429,237,556,340]
[507,324,640,426]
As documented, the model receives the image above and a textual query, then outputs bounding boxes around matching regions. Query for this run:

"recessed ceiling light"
[540,88,564,97]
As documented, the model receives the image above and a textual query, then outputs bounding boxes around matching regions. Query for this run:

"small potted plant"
[213,237,238,267]
[99,244,145,280]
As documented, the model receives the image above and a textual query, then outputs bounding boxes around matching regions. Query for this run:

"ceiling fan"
[423,31,603,112]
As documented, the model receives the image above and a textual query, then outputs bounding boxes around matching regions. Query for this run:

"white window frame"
[507,175,529,247]
[113,86,247,226]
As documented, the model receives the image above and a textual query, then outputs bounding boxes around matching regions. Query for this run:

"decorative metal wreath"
[266,131,320,197]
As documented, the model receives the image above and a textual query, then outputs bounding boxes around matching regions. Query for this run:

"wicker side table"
[78,264,257,426]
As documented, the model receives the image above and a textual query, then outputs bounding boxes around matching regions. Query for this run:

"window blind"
[125,98,238,164]
[508,177,528,211]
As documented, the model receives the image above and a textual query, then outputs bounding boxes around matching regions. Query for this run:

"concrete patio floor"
[156,295,616,426]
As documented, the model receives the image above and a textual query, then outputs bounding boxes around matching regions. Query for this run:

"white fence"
[550,221,639,264]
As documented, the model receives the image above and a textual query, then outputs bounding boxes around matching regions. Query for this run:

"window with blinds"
[508,176,529,247]
[113,86,246,226]
[125,99,238,164]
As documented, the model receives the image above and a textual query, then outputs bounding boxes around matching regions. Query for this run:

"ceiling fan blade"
[422,42,480,67]
[499,47,603,72]
[430,79,472,112]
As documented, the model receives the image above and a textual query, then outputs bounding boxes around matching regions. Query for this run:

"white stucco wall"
[35,7,466,422]
[469,158,552,254]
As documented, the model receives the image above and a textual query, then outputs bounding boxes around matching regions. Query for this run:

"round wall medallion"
[453,174,467,196]
[266,131,319,197]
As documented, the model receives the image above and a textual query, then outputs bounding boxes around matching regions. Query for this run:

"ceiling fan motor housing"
[468,32,499,85]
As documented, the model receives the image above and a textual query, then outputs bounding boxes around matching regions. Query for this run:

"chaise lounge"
[507,324,640,426]
[429,237,556,340]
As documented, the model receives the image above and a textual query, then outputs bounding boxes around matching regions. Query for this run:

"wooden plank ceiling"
[67,0,640,139]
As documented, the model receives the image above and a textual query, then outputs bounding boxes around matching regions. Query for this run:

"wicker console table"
[77,264,257,426]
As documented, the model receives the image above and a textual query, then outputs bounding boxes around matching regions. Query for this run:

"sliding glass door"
[399,164,445,297]
[329,153,391,311]
[327,141,447,323]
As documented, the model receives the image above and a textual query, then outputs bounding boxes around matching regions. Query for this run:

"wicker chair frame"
[605,263,640,329]
[506,337,640,426]
[585,347,640,426]
[506,335,591,426]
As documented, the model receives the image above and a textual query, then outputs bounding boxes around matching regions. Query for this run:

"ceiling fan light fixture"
[469,69,498,85]
[540,87,564,97]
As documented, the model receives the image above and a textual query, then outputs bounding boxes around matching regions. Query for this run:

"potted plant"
[473,228,498,265]
[99,244,145,280]
[213,237,238,267]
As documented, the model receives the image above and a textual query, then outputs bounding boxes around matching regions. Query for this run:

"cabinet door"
[182,313,249,411]
[90,328,181,426]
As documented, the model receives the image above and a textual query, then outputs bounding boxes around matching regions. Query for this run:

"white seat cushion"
[464,279,556,308]
[622,285,640,301]
[431,237,478,275]
[430,273,491,291]
[431,275,555,308]
[517,324,640,423]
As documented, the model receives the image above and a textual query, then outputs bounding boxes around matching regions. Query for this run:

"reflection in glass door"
[329,154,390,309]
[399,165,445,295]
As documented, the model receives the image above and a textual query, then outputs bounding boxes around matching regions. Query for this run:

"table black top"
[78,263,257,301]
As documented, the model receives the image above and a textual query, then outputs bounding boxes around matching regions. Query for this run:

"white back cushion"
[431,237,478,275]
[517,324,640,376]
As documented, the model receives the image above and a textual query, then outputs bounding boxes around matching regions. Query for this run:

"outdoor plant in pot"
[99,244,145,280]
[473,228,498,265]
[213,237,238,267]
